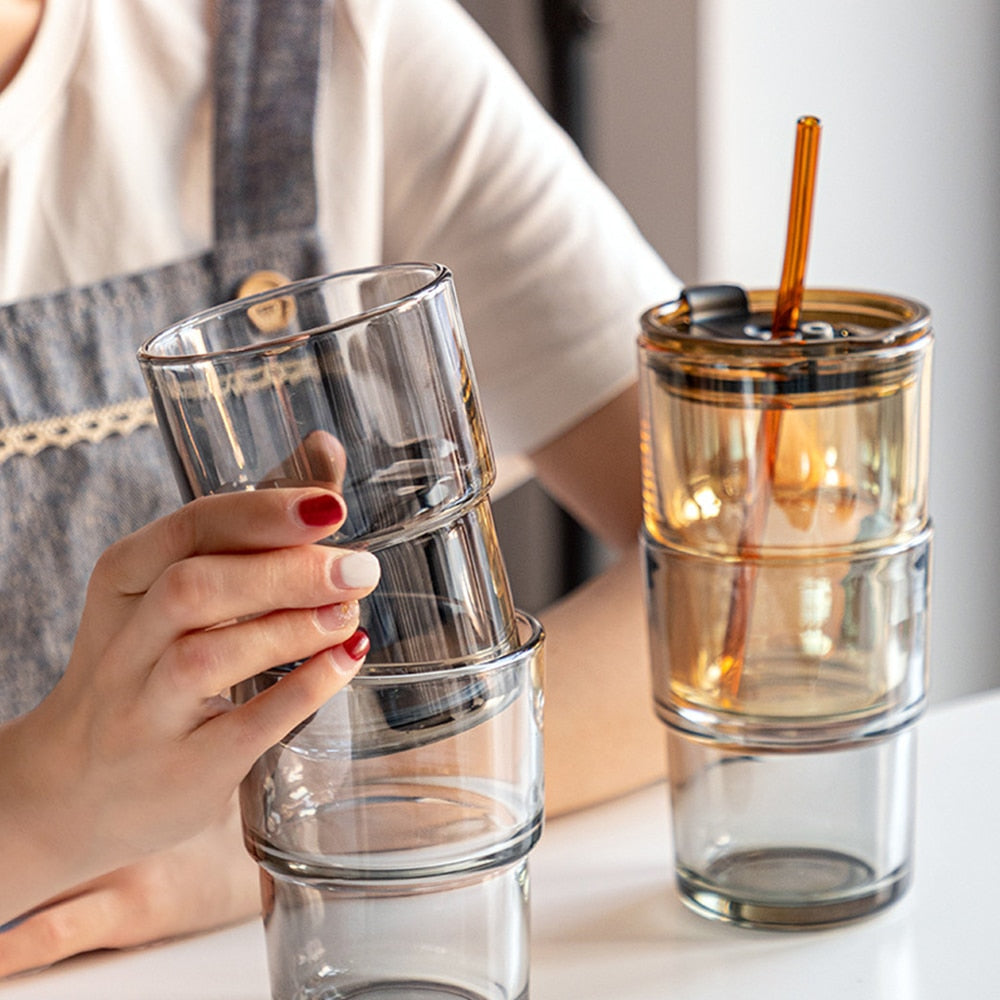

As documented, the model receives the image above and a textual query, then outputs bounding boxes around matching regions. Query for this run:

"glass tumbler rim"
[639,286,932,358]
[353,610,544,684]
[137,261,451,365]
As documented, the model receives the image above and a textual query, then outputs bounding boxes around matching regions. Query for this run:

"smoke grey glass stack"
[139,264,544,999]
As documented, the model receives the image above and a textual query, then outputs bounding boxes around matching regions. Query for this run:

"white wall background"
[464,0,1000,704]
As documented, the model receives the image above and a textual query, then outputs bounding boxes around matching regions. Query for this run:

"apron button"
[236,270,296,333]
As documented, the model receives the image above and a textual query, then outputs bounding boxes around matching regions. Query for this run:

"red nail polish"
[342,628,370,661]
[298,493,345,527]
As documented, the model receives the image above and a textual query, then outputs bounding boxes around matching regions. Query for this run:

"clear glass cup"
[138,264,493,530]
[235,612,544,868]
[637,286,933,927]
[237,613,544,999]
[362,500,517,666]
[137,263,517,662]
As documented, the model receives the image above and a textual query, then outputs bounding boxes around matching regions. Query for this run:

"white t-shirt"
[0,0,680,459]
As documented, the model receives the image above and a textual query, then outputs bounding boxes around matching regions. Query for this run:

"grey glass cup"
[638,285,933,927]
[237,613,544,1000]
[137,262,518,668]
[138,264,544,998]
[261,860,531,1000]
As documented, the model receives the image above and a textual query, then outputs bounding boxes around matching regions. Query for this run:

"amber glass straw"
[774,116,822,337]
[718,116,822,699]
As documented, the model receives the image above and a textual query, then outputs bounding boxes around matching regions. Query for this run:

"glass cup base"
[261,859,531,1000]
[676,852,911,929]
[306,981,528,999]
[665,724,917,929]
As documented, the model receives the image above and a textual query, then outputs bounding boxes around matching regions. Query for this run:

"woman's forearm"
[538,545,665,817]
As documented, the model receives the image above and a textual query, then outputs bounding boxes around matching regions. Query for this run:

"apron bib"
[0,0,328,721]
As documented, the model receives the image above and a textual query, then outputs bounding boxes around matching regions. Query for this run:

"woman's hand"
[0,486,380,931]
[0,797,258,977]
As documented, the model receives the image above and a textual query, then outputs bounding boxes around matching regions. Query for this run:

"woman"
[0,0,679,974]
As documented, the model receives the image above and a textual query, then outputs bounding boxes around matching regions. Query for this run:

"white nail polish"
[335,550,381,589]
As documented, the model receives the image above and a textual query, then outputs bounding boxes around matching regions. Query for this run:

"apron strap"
[213,0,324,242]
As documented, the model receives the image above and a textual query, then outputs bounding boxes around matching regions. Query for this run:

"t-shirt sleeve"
[376,0,682,458]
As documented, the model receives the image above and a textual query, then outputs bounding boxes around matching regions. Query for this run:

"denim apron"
[0,0,329,722]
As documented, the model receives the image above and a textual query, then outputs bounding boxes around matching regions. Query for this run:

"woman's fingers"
[91,487,349,601]
[193,630,372,771]
[261,430,348,494]
[65,486,381,750]
[0,805,259,979]
[300,430,347,492]
[130,544,381,660]
[151,601,361,714]
[0,887,119,977]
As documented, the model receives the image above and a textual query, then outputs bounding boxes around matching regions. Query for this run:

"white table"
[3,690,997,999]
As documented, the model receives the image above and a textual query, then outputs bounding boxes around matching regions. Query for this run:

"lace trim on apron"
[145,354,323,399]
[0,396,156,464]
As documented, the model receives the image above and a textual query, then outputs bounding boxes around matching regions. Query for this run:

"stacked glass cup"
[139,263,544,1000]
[637,284,933,929]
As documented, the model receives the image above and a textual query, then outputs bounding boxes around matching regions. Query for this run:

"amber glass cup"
[638,286,932,927]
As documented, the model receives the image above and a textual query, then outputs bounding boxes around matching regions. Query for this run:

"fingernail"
[343,628,371,661]
[327,628,370,677]
[315,600,359,633]
[297,493,346,527]
[333,551,381,589]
